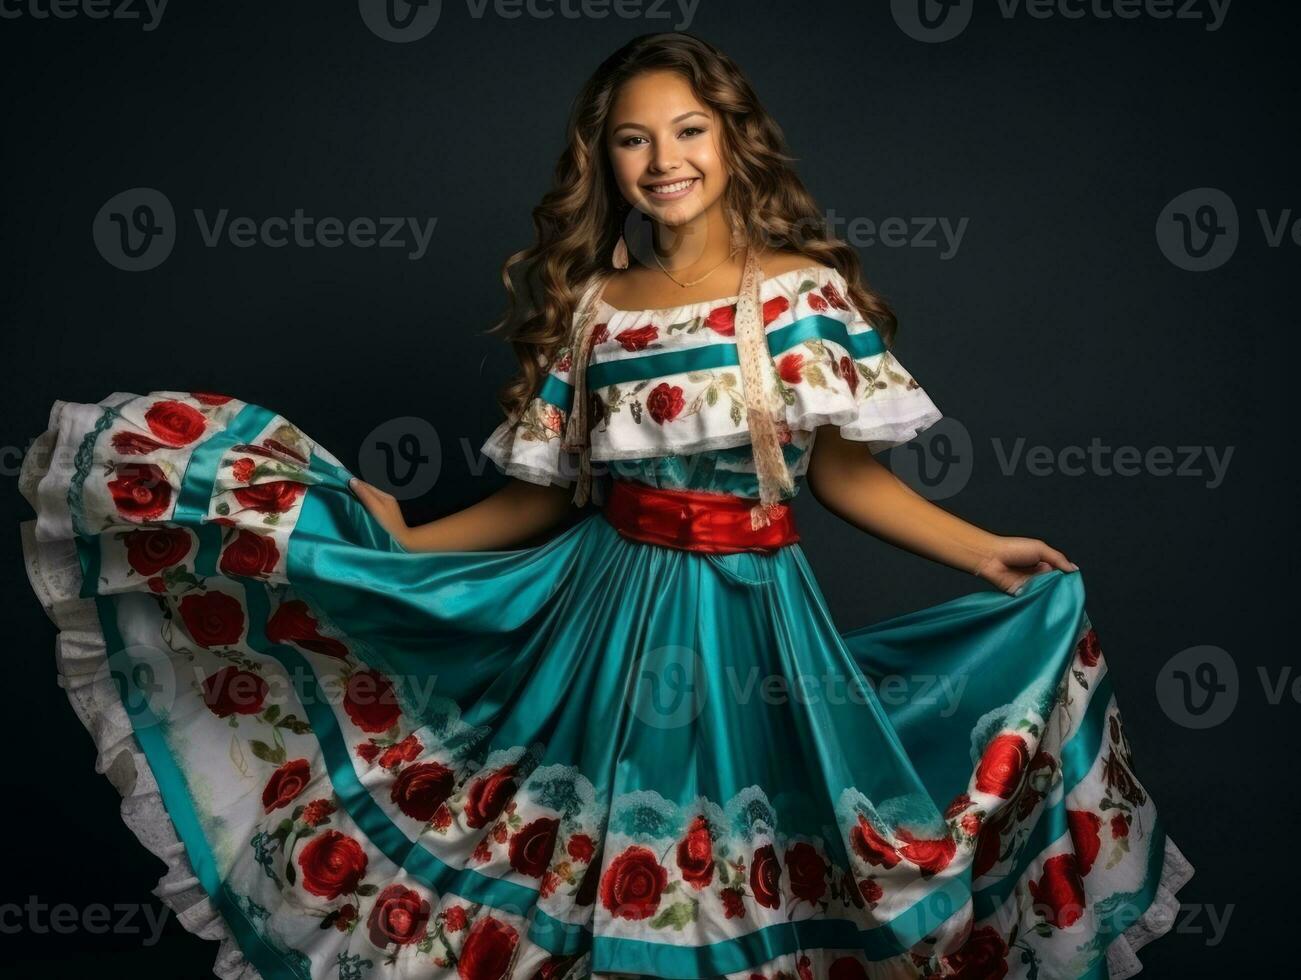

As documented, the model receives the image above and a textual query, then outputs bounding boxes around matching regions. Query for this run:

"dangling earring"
[612,203,631,270]
[611,233,629,270]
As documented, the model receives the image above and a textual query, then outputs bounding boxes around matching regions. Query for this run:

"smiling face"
[605,69,730,229]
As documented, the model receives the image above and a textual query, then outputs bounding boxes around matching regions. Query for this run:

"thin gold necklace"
[653,245,741,288]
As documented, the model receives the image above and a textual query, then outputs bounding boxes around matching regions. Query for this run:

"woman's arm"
[806,424,1077,595]
[349,476,574,552]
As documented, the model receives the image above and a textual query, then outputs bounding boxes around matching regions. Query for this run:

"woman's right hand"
[348,477,411,549]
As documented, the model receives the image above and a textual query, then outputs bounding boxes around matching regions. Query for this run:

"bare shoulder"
[759,249,834,277]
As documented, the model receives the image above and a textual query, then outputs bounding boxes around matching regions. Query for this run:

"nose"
[650,141,681,176]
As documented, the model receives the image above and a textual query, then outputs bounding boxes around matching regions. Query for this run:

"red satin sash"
[601,479,799,554]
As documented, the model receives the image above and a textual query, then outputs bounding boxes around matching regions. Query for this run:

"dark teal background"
[2,1,1290,975]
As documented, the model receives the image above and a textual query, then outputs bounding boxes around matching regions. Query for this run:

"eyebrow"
[610,110,709,135]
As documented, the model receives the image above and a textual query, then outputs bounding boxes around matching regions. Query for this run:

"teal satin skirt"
[18,393,1192,980]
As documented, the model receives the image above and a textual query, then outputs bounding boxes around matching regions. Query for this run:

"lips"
[643,177,699,199]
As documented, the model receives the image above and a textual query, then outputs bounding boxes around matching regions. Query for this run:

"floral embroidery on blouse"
[481,265,942,492]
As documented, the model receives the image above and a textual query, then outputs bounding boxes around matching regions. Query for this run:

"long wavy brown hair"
[485,30,899,426]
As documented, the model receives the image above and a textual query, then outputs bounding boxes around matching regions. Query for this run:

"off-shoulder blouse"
[480,264,942,502]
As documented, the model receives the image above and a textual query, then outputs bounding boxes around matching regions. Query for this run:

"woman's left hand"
[972,536,1079,596]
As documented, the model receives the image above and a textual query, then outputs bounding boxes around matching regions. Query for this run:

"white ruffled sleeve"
[479,345,581,488]
[779,267,943,452]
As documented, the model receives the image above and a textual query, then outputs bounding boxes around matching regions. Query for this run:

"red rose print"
[509,816,560,878]
[897,829,957,876]
[749,843,782,910]
[850,814,900,869]
[589,323,609,348]
[297,830,367,899]
[266,599,348,659]
[532,955,579,980]
[975,733,1031,798]
[807,291,828,313]
[179,591,246,648]
[111,431,168,455]
[123,527,191,576]
[1076,628,1102,667]
[432,805,452,830]
[615,324,658,351]
[333,903,357,932]
[233,480,306,514]
[147,576,166,593]
[231,457,256,483]
[828,956,869,980]
[542,405,564,434]
[1028,853,1087,929]
[342,669,401,733]
[821,282,851,311]
[1111,814,1130,839]
[972,813,1009,880]
[192,392,233,405]
[554,350,573,374]
[145,400,207,447]
[676,815,715,889]
[219,529,280,579]
[942,925,1010,980]
[645,382,685,424]
[378,734,422,770]
[797,955,814,980]
[201,666,267,718]
[567,833,595,863]
[301,799,335,827]
[464,767,518,829]
[1067,809,1103,876]
[762,296,791,325]
[443,905,468,933]
[356,742,380,764]
[263,438,307,463]
[721,887,745,918]
[777,353,805,384]
[785,842,828,903]
[859,878,883,904]
[261,758,311,812]
[600,846,667,920]
[367,883,430,948]
[108,463,172,521]
[704,304,737,336]
[390,761,456,822]
[944,794,972,820]
[457,916,519,980]
[838,355,860,396]
[961,812,983,836]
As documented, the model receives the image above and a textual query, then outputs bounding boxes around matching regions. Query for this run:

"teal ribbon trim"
[585,874,968,977]
[531,313,887,406]
[92,596,309,980]
[537,373,574,413]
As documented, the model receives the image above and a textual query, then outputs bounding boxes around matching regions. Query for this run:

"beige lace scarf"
[561,248,794,527]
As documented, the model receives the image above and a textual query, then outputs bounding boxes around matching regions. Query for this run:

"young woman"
[19,31,1192,980]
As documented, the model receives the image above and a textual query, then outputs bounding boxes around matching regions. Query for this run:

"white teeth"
[648,178,696,194]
